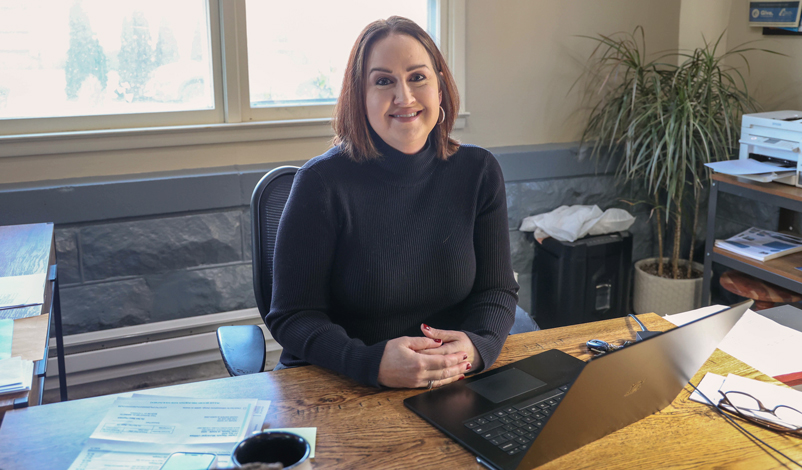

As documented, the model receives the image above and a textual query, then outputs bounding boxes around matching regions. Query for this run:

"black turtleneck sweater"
[267,135,519,387]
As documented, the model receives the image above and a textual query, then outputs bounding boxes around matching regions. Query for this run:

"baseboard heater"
[44,308,281,390]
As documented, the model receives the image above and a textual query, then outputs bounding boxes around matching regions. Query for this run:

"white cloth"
[519,205,635,242]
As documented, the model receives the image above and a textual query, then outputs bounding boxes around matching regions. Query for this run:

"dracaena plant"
[576,26,776,279]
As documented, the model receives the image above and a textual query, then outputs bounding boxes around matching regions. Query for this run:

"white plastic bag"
[519,205,635,242]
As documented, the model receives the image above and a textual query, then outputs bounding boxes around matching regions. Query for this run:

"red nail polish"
[463,354,468,360]
[466,363,472,371]
[458,376,465,381]
[422,324,431,330]
[434,339,442,343]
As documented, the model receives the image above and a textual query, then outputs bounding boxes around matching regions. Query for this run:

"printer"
[739,110,802,186]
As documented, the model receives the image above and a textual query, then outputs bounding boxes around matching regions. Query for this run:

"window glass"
[0,0,214,120]
[245,0,430,108]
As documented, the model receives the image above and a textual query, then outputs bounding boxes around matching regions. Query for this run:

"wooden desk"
[0,223,68,414]
[0,314,799,469]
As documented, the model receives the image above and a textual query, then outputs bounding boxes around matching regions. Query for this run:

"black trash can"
[534,231,632,328]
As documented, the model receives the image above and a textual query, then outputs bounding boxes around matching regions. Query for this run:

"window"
[246,1,429,108]
[0,0,462,144]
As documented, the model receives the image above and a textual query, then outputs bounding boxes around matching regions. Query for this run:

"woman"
[266,16,518,389]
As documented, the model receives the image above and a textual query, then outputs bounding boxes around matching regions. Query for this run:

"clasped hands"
[377,324,482,389]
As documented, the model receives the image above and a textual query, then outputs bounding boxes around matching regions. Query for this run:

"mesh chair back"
[251,166,299,321]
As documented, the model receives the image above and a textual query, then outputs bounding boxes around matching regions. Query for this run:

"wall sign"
[749,1,801,27]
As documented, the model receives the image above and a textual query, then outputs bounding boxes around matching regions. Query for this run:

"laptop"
[404,300,752,469]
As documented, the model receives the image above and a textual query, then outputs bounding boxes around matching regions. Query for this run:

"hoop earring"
[438,105,445,125]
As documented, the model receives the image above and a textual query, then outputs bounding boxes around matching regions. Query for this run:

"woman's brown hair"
[333,16,460,162]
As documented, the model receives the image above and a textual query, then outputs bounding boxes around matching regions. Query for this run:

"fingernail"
[463,354,468,360]
[434,338,442,343]
[458,376,465,381]
[466,363,472,371]
[422,324,431,330]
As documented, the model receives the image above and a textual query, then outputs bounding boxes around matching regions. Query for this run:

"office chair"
[216,166,299,376]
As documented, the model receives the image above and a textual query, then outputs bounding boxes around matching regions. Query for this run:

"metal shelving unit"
[702,173,802,305]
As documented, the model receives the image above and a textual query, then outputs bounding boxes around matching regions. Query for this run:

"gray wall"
[0,144,778,334]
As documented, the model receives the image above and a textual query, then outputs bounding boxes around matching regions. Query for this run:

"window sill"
[0,113,470,158]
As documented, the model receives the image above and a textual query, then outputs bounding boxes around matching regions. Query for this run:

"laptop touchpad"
[467,368,547,403]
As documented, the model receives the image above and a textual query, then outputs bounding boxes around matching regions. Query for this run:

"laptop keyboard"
[463,385,570,456]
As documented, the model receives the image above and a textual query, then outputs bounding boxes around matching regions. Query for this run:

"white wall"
[459,0,680,148]
[725,0,802,112]
[0,0,682,186]
[679,0,732,53]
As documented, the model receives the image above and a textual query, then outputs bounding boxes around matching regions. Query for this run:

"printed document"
[68,396,270,470]
[91,396,256,445]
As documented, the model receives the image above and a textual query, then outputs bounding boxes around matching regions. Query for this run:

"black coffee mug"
[231,431,311,469]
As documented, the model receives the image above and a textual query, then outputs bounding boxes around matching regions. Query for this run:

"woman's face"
[364,33,441,155]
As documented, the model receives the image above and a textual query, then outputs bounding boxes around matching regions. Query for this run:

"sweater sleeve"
[460,152,519,371]
[266,166,387,387]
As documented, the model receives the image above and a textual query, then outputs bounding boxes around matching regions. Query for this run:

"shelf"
[712,173,802,213]
[704,175,802,306]
[712,247,802,295]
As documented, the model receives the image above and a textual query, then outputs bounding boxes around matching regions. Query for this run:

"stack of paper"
[0,273,47,310]
[0,319,13,360]
[68,395,271,470]
[691,373,802,428]
[704,159,796,183]
[0,356,33,395]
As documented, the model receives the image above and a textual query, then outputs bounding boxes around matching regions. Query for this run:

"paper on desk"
[90,396,258,445]
[0,319,13,359]
[665,307,802,387]
[0,356,33,394]
[718,310,802,386]
[67,447,171,470]
[689,372,726,405]
[663,305,729,327]
[69,396,270,470]
[0,273,46,310]
[690,373,802,428]
[268,427,317,458]
[131,393,271,435]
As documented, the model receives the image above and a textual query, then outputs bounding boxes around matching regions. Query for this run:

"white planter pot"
[632,258,705,316]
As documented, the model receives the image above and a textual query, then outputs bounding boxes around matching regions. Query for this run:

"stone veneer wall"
[4,144,781,335]
[55,209,256,335]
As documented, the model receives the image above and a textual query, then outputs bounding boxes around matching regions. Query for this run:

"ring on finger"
[427,379,434,390]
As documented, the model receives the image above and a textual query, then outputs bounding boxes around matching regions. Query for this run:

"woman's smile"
[365,33,441,155]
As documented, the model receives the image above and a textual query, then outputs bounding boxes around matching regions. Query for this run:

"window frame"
[0,0,467,158]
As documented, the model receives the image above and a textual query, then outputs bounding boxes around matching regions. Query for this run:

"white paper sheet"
[0,356,33,394]
[717,310,802,378]
[130,393,271,436]
[68,396,270,470]
[67,448,171,470]
[90,396,258,445]
[0,319,13,359]
[663,305,729,326]
[0,273,46,310]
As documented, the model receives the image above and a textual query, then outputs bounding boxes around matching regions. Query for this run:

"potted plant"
[576,27,773,315]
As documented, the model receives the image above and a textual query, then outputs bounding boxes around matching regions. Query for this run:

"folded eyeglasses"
[717,390,802,436]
